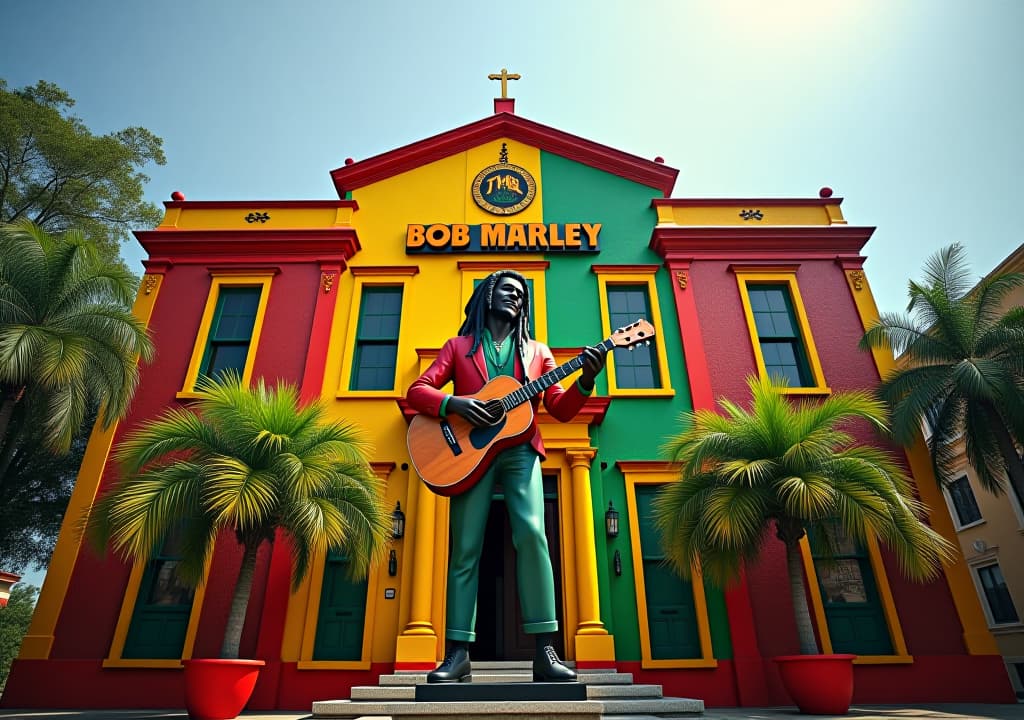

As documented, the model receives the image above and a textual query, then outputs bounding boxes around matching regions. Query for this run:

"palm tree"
[89,374,391,659]
[652,376,953,654]
[0,219,153,461]
[860,243,1024,506]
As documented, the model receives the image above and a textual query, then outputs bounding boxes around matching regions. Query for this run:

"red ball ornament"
[171,191,185,201]
[654,156,665,164]
[344,158,354,165]
[819,186,833,198]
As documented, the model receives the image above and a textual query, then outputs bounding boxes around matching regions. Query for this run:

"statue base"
[415,682,586,702]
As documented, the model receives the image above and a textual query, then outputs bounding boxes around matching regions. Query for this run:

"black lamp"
[392,501,406,539]
[388,549,398,577]
[605,501,619,538]
[613,549,622,577]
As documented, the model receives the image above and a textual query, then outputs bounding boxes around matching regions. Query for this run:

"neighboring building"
[2,96,1015,710]
[929,244,1024,701]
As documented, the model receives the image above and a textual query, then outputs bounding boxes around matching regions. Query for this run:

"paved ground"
[0,705,1021,720]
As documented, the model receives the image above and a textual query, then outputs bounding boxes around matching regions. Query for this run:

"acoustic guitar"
[407,320,656,497]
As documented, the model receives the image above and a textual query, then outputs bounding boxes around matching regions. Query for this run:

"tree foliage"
[88,375,391,659]
[0,220,153,573]
[0,79,166,264]
[0,584,38,691]
[860,244,1024,504]
[653,376,953,654]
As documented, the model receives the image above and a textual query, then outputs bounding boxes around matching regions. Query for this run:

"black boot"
[426,642,472,683]
[532,635,577,682]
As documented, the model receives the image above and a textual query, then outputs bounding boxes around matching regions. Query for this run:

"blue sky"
[3,1,1023,582]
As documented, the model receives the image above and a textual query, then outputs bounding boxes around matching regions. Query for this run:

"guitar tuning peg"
[645,340,651,346]
[628,346,635,351]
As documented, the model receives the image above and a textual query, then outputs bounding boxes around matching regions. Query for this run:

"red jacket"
[406,335,588,458]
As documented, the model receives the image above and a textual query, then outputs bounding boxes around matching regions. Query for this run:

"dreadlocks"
[458,270,532,358]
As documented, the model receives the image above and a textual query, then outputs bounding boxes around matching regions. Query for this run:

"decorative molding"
[675,270,688,290]
[245,212,271,224]
[321,272,337,294]
[143,275,159,295]
[739,209,764,221]
[849,270,865,290]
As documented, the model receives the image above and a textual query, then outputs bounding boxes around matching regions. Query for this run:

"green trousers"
[445,443,558,642]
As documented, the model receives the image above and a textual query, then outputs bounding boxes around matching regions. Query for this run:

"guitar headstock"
[609,319,655,350]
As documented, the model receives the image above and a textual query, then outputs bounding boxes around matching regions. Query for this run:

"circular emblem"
[471,163,537,215]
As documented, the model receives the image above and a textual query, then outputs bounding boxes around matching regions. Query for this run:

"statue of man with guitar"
[406,270,607,684]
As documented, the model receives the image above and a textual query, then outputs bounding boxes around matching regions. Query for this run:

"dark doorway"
[474,475,564,660]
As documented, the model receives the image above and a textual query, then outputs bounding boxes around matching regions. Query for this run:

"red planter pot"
[774,654,856,715]
[182,659,265,720]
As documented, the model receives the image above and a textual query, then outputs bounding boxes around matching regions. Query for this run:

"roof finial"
[488,67,521,99]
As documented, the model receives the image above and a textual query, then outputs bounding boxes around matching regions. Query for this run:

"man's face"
[490,276,525,321]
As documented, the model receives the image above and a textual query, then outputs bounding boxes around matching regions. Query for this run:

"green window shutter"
[200,286,262,379]
[351,287,404,390]
[313,552,369,660]
[607,287,660,389]
[978,564,1019,624]
[748,285,813,387]
[809,525,893,655]
[635,485,701,659]
[122,532,195,659]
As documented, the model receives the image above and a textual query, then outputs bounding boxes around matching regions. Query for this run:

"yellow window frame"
[621,464,716,669]
[336,267,417,398]
[594,267,673,397]
[102,558,210,669]
[799,533,913,664]
[177,272,275,399]
[458,262,548,343]
[733,268,830,395]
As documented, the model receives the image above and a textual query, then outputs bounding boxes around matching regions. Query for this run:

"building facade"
[931,245,1024,700]
[3,101,1015,710]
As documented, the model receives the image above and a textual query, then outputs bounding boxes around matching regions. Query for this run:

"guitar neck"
[501,337,615,411]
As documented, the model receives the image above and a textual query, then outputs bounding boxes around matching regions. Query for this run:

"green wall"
[539,151,730,662]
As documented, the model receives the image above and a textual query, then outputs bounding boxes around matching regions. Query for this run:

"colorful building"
[3,94,1016,710]
[925,243,1024,700]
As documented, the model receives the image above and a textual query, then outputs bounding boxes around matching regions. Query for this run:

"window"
[734,268,829,395]
[593,266,673,397]
[201,287,261,379]
[947,475,982,528]
[748,285,812,387]
[337,266,418,397]
[178,272,274,398]
[607,287,660,389]
[977,564,1019,624]
[351,287,403,391]
[122,531,195,659]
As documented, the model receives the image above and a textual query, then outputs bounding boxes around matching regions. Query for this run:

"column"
[566,448,616,667]
[394,476,439,669]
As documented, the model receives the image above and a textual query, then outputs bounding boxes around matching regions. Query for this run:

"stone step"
[350,683,665,702]
[378,671,634,686]
[311,696,704,718]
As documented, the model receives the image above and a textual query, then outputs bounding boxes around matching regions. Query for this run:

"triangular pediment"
[330,112,678,198]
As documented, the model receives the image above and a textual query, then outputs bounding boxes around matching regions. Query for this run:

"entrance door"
[474,476,564,660]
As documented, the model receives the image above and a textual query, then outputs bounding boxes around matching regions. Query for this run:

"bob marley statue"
[407,270,606,683]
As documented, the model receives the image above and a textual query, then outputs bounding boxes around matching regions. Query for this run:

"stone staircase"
[312,660,704,719]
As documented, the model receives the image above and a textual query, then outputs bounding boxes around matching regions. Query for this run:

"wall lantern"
[605,501,619,538]
[392,501,406,539]
[388,549,398,577]
[613,550,622,577]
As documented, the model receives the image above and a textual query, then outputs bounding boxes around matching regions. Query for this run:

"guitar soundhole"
[469,416,507,450]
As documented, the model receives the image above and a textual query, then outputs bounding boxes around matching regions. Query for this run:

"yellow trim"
[177,273,274,397]
[104,556,210,667]
[20,274,164,660]
[594,268,675,398]
[842,268,999,655]
[336,270,415,398]
[799,534,911,662]
[734,271,830,395]
[458,265,548,343]
[622,468,717,669]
